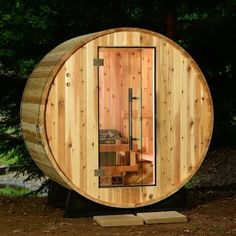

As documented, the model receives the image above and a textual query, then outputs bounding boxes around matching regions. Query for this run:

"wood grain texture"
[20,28,213,208]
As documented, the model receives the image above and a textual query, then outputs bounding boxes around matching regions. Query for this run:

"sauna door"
[98,47,155,187]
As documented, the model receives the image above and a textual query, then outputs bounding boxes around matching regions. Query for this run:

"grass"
[0,184,31,197]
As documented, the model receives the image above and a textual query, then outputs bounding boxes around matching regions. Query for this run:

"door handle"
[128,88,133,150]
[137,88,142,150]
[128,88,141,150]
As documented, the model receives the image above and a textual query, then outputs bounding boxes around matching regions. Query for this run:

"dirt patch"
[0,148,235,235]
[0,193,235,236]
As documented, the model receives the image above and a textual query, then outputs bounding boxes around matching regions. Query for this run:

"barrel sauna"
[20,28,213,208]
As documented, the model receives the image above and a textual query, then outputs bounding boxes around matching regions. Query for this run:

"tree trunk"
[162,1,177,39]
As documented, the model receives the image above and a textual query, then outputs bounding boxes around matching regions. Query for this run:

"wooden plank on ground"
[93,214,143,227]
[137,211,187,224]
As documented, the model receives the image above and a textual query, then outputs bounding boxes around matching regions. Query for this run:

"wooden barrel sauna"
[20,28,213,208]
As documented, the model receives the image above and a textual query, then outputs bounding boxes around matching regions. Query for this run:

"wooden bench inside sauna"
[21,28,213,208]
[98,129,154,186]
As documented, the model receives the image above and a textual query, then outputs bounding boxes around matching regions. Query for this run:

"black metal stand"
[48,181,187,218]
[47,181,69,208]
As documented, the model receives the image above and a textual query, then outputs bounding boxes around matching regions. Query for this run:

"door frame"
[97,46,157,188]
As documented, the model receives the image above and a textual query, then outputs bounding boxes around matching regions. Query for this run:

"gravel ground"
[0,171,46,192]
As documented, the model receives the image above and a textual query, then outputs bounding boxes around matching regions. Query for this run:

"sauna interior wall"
[98,48,154,155]
[42,30,213,208]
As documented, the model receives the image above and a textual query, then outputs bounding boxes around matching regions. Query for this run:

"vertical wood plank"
[85,40,99,198]
[173,48,181,186]
[57,68,66,169]
[180,58,188,180]
[78,46,88,190]
[159,41,169,192]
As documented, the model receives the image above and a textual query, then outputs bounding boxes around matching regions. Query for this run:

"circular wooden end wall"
[21,28,213,208]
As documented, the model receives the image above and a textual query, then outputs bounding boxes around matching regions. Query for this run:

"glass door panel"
[98,47,155,187]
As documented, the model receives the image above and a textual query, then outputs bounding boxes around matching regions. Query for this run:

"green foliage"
[0,152,18,166]
[176,0,236,149]
[0,0,235,183]
[0,75,44,180]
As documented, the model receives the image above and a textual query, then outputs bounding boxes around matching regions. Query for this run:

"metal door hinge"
[94,169,104,176]
[93,58,104,66]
